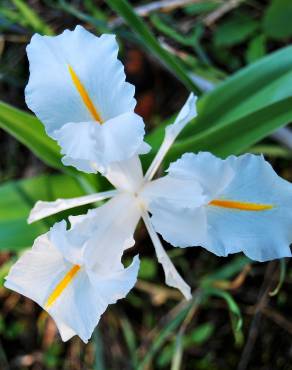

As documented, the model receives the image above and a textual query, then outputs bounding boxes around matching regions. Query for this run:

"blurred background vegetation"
[1,0,292,369]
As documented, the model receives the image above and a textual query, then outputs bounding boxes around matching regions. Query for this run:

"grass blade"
[106,0,201,93]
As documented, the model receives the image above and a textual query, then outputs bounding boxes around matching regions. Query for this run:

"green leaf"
[169,97,292,160]
[92,330,106,370]
[144,46,292,165]
[0,101,100,192]
[214,13,258,47]
[246,34,267,64]
[0,101,64,172]
[105,0,201,93]
[144,45,292,164]
[184,0,219,15]
[139,257,157,280]
[201,256,251,287]
[158,322,215,368]
[120,316,138,368]
[0,174,85,251]
[263,0,292,40]
[205,288,243,332]
[186,323,214,345]
[190,45,292,134]
[269,259,287,297]
[137,303,193,370]
[11,0,53,35]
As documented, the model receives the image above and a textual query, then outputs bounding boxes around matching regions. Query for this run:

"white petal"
[141,174,206,209]
[53,121,103,173]
[4,233,66,306]
[28,190,118,223]
[87,255,140,304]
[25,26,136,135]
[53,112,149,174]
[106,156,144,192]
[167,152,235,199]
[5,226,140,343]
[140,169,207,248]
[142,211,192,300]
[144,93,197,181]
[49,255,140,343]
[204,154,292,261]
[165,93,198,140]
[67,193,141,271]
[101,112,150,169]
[49,220,84,266]
[148,199,207,248]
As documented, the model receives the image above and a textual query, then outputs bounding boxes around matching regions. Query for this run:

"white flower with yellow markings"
[148,151,292,261]
[5,26,292,343]
[5,196,140,343]
[25,25,150,173]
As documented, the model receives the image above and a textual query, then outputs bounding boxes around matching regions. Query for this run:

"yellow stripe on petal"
[45,264,81,310]
[209,199,273,211]
[68,65,103,123]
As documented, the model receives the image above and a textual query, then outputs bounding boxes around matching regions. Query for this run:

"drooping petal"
[48,255,139,343]
[5,226,140,343]
[166,152,292,261]
[140,170,207,248]
[49,220,84,266]
[25,26,136,135]
[87,255,140,307]
[205,153,292,261]
[147,199,207,249]
[141,211,192,300]
[4,232,80,341]
[4,233,67,308]
[167,152,235,199]
[144,93,197,181]
[28,190,118,224]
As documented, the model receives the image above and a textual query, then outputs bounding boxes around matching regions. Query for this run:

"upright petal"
[144,94,197,181]
[106,156,144,192]
[142,211,192,300]
[25,26,136,135]
[165,93,198,141]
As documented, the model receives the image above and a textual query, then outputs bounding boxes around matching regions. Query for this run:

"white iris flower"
[25,25,150,173]
[5,27,292,344]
